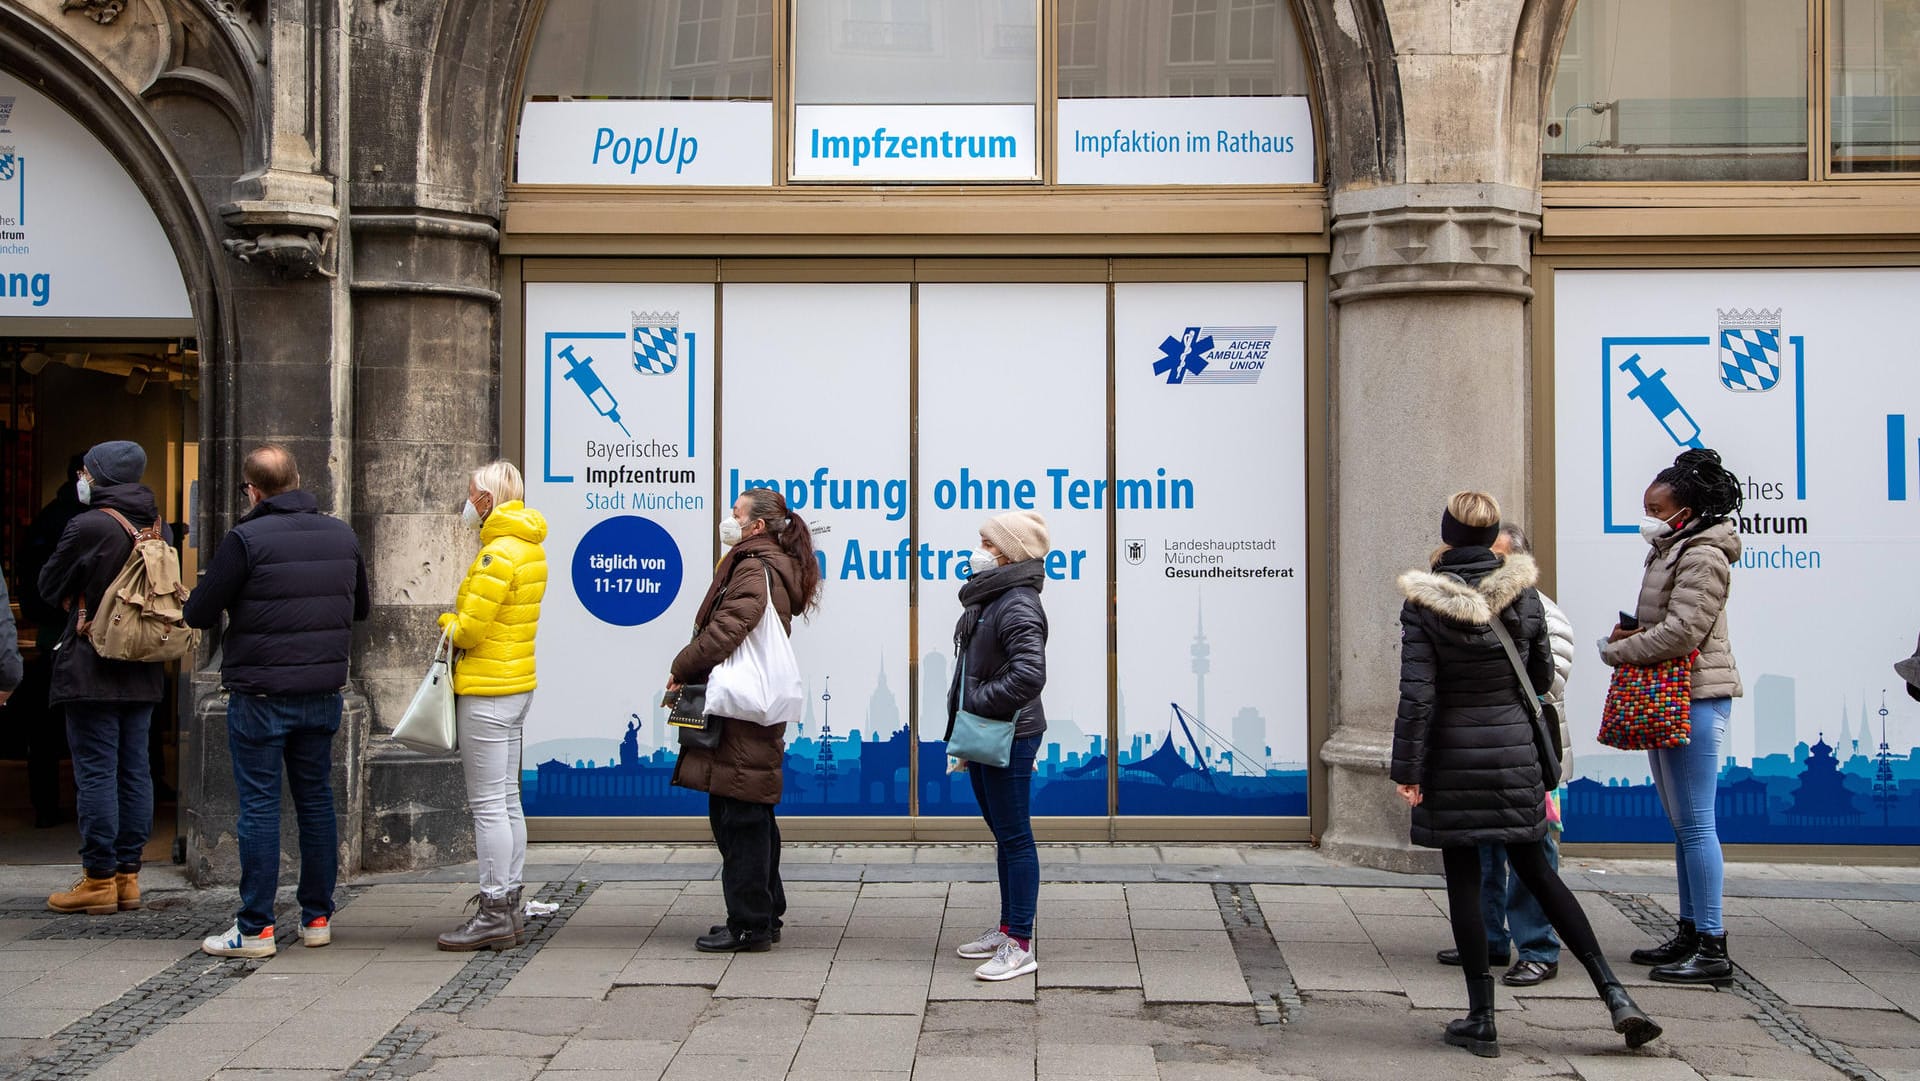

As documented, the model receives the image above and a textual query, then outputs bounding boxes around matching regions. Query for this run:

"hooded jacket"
[183,490,370,696]
[1602,519,1742,700]
[671,534,806,805]
[945,558,1048,743]
[1391,548,1556,849]
[36,482,171,705]
[1540,592,1576,785]
[440,501,548,696]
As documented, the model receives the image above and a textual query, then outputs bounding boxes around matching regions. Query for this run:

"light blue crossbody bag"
[946,652,1019,768]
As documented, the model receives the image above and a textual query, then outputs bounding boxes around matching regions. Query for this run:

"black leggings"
[1442,842,1601,978]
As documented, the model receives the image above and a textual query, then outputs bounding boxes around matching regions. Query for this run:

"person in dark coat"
[946,510,1049,983]
[669,487,819,954]
[37,440,171,916]
[184,444,370,959]
[18,455,85,827]
[1392,490,1660,1058]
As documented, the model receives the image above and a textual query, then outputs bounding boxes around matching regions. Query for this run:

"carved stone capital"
[220,168,339,278]
[59,0,125,25]
[1329,184,1541,304]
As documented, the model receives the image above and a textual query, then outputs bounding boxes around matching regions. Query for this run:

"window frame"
[1544,0,1920,186]
[506,0,1325,191]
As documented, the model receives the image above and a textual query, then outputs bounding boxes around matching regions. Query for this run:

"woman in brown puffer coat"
[1601,448,1744,987]
[668,487,820,954]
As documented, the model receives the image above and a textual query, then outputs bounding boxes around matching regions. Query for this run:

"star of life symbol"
[1717,307,1782,393]
[631,311,680,375]
[1153,327,1213,384]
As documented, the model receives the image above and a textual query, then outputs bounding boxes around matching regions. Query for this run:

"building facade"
[0,0,1914,880]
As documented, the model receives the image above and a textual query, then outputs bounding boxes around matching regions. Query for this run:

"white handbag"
[390,631,458,753]
[704,569,804,728]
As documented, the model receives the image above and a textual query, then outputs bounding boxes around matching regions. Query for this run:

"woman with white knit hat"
[946,509,1050,981]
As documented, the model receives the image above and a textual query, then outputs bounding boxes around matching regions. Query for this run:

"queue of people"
[7,434,1765,1042]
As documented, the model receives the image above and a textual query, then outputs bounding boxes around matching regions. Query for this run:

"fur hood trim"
[1397,553,1539,625]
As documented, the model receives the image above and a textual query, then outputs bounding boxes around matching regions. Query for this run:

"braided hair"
[1654,448,1743,529]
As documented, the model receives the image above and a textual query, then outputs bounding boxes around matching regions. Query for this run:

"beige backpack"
[77,509,200,663]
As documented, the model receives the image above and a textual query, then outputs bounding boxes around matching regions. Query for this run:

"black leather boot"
[711,923,781,944]
[1630,918,1697,966]
[1651,932,1733,987]
[1443,973,1499,1058]
[1580,952,1664,1048]
[696,926,773,953]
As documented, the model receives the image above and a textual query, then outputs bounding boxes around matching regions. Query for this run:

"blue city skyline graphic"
[1566,681,1920,845]
[522,598,1307,818]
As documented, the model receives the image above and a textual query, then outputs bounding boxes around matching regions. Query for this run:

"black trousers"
[1442,841,1603,978]
[708,793,786,933]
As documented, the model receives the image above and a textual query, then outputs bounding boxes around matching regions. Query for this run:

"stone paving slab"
[7,852,1920,1081]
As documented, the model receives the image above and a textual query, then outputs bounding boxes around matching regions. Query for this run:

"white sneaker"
[956,929,1010,959]
[974,939,1037,982]
[202,923,276,959]
[297,916,331,948]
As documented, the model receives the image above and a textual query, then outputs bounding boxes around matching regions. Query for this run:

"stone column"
[349,215,502,872]
[1317,183,1540,872]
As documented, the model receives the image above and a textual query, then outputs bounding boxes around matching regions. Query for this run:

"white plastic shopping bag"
[705,568,804,727]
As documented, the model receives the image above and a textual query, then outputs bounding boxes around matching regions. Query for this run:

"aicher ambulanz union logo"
[631,311,680,375]
[0,95,16,134]
[1153,325,1277,385]
[1717,307,1783,393]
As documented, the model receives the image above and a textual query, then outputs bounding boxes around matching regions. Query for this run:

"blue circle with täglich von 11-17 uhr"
[571,515,683,626]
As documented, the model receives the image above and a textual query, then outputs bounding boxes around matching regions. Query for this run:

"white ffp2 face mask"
[968,551,998,577]
[75,478,92,505]
[461,500,483,530]
[719,516,744,547]
[1638,512,1686,545]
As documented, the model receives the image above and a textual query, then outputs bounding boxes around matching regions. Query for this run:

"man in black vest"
[185,445,369,958]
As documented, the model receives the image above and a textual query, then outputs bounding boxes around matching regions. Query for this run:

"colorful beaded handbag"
[1598,651,1699,750]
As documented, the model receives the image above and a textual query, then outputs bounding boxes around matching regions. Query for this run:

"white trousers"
[458,691,532,899]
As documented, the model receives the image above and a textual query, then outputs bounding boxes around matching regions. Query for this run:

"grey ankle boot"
[437,892,518,952]
[508,886,527,945]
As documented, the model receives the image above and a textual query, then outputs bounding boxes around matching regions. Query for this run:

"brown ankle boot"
[115,871,141,911]
[437,893,518,952]
[48,874,119,915]
[508,886,527,945]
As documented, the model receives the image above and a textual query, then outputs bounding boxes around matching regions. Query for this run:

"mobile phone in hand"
[1618,611,1640,631]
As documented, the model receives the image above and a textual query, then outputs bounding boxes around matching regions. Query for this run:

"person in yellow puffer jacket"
[435,460,547,953]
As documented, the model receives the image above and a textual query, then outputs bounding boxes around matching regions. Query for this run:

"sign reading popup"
[516,101,774,186]
[1057,97,1315,185]
[792,104,1036,182]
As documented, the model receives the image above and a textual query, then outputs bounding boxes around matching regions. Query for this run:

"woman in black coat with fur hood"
[1393,491,1660,1059]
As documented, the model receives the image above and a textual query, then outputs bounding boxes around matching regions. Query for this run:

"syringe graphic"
[559,344,632,437]
[1619,353,1704,450]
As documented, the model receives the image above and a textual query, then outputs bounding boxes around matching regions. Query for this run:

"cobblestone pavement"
[4,844,1920,1080]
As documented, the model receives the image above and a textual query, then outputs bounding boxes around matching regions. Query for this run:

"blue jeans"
[1650,697,1731,935]
[66,703,155,877]
[1479,835,1561,963]
[229,692,341,936]
[969,734,1042,941]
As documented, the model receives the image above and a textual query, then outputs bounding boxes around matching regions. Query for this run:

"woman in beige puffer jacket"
[1600,448,1743,989]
